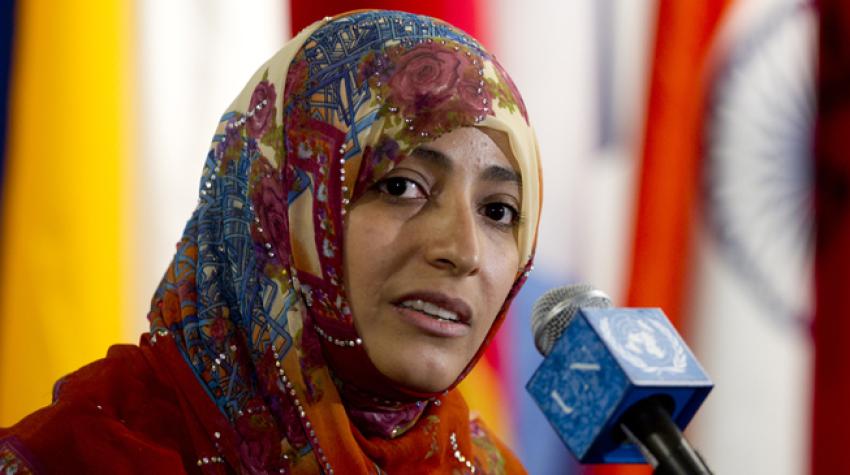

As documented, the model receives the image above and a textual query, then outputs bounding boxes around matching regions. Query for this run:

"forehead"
[412,127,519,179]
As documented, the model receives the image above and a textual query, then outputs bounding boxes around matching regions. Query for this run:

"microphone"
[526,285,713,473]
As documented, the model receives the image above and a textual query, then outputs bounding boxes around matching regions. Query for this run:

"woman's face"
[344,127,521,392]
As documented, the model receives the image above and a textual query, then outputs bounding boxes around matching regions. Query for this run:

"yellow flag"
[0,0,134,425]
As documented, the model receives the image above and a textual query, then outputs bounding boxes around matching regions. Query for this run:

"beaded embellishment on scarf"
[450,432,476,473]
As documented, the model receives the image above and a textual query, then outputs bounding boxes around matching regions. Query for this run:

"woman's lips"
[391,291,473,338]
[399,299,461,322]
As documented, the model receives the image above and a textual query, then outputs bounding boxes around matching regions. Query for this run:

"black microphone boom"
[619,396,712,474]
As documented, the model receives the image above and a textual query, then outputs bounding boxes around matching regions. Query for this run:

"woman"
[0,10,540,474]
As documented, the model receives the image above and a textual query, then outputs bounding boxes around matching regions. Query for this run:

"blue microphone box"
[526,307,713,463]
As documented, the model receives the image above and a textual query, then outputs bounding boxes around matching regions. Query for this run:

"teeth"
[401,299,460,322]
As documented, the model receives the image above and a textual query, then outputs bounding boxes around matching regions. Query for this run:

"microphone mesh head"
[531,284,613,356]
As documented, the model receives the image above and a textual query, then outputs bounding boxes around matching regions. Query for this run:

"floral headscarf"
[147,10,541,474]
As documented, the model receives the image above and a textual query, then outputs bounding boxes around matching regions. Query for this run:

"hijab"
[147,10,541,474]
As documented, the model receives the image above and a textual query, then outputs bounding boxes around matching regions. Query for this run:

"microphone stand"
[618,397,713,475]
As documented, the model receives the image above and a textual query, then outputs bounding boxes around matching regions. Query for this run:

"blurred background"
[1,0,844,474]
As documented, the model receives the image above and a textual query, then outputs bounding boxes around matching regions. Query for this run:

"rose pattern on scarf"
[236,407,281,474]
[387,45,462,113]
[362,42,500,143]
[248,79,278,139]
[250,156,290,271]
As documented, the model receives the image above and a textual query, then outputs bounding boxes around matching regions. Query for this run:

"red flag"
[812,1,850,473]
[625,0,732,327]
[289,0,488,47]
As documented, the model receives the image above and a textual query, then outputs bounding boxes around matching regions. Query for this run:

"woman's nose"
[423,197,481,276]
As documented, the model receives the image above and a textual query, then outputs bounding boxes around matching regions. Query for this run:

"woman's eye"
[481,202,518,226]
[376,177,426,199]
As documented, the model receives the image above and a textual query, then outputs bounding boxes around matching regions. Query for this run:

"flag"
[290,0,489,48]
[812,0,850,472]
[0,0,132,426]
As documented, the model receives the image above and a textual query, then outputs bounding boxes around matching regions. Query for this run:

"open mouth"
[398,299,462,323]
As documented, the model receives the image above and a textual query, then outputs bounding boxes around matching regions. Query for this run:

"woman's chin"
[375,355,460,395]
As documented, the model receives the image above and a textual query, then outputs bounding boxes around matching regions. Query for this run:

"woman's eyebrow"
[412,147,452,170]
[481,165,521,185]
[413,146,521,187]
